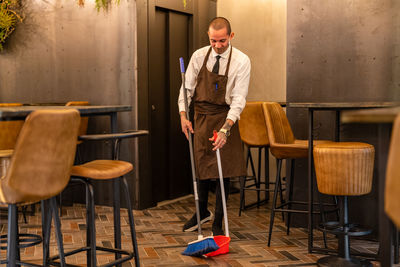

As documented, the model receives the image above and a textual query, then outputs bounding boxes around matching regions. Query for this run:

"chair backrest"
[0,103,24,150]
[262,102,296,146]
[66,101,89,137]
[385,114,400,228]
[238,101,269,147]
[0,109,80,204]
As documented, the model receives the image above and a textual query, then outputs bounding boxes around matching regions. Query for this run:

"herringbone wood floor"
[0,188,395,266]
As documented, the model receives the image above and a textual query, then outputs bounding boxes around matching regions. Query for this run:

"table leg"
[110,112,122,266]
[308,109,314,253]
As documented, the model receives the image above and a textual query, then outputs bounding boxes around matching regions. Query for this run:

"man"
[178,17,250,236]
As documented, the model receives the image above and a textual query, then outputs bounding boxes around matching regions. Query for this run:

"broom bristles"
[182,236,219,257]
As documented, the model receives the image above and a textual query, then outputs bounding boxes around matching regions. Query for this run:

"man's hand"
[209,131,227,151]
[180,112,194,140]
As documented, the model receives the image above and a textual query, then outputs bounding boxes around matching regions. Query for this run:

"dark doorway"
[149,8,192,203]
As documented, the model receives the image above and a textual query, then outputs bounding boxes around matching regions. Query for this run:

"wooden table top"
[341,106,400,124]
[287,102,398,109]
[0,105,131,119]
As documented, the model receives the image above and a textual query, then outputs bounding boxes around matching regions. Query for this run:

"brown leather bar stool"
[59,101,90,215]
[65,101,89,147]
[238,101,280,215]
[0,109,80,266]
[49,130,148,267]
[314,142,375,267]
[262,102,333,246]
[385,114,400,264]
[0,103,32,221]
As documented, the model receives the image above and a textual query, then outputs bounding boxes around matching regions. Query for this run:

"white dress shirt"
[178,44,251,123]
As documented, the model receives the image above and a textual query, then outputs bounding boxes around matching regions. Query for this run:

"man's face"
[208,27,234,54]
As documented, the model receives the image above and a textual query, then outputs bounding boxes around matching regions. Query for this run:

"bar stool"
[385,114,400,264]
[238,101,278,216]
[49,130,148,267]
[0,103,33,221]
[59,101,90,215]
[262,102,333,246]
[0,109,80,266]
[0,103,24,150]
[314,142,375,267]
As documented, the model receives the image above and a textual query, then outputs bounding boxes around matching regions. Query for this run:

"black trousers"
[198,178,230,227]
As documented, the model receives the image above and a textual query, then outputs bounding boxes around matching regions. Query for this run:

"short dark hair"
[209,17,231,35]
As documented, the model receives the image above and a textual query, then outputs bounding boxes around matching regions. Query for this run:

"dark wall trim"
[136,0,216,209]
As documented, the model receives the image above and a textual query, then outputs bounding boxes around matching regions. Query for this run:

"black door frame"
[136,0,202,209]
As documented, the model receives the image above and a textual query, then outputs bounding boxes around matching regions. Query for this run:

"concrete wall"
[0,0,136,108]
[0,0,138,206]
[287,0,399,229]
[217,0,286,102]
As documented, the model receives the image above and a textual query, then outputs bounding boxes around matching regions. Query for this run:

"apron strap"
[224,47,233,76]
[203,46,233,77]
[203,47,213,68]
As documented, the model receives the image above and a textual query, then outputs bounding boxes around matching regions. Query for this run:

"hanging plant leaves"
[0,0,23,51]
[77,0,120,12]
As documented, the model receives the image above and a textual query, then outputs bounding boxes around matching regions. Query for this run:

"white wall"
[217,0,286,102]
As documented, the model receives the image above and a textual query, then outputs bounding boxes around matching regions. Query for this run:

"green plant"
[0,0,22,51]
[78,0,120,12]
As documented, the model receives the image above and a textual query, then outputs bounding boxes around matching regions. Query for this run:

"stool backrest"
[0,103,24,150]
[0,109,80,204]
[262,102,296,146]
[385,114,400,228]
[238,101,269,146]
[66,101,89,138]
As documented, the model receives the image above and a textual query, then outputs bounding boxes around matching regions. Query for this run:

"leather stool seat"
[71,160,133,180]
[314,142,375,196]
[313,142,375,267]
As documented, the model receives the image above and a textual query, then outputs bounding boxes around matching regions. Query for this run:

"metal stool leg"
[286,159,295,235]
[122,176,140,267]
[256,147,262,208]
[268,159,282,247]
[394,226,399,264]
[50,197,67,267]
[239,176,246,216]
[265,147,270,201]
[7,204,17,267]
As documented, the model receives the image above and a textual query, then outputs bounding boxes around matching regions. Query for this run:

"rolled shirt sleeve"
[226,54,251,123]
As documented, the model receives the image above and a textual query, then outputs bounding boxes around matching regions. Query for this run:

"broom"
[179,57,219,257]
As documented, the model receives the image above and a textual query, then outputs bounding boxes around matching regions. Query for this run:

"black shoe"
[212,224,224,236]
[182,210,213,232]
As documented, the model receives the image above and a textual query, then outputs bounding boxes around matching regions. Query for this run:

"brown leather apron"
[193,47,246,180]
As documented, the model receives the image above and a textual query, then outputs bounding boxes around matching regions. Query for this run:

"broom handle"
[213,131,230,238]
[216,149,229,237]
[180,58,203,239]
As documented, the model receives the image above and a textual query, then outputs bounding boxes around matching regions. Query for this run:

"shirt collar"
[211,43,231,59]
